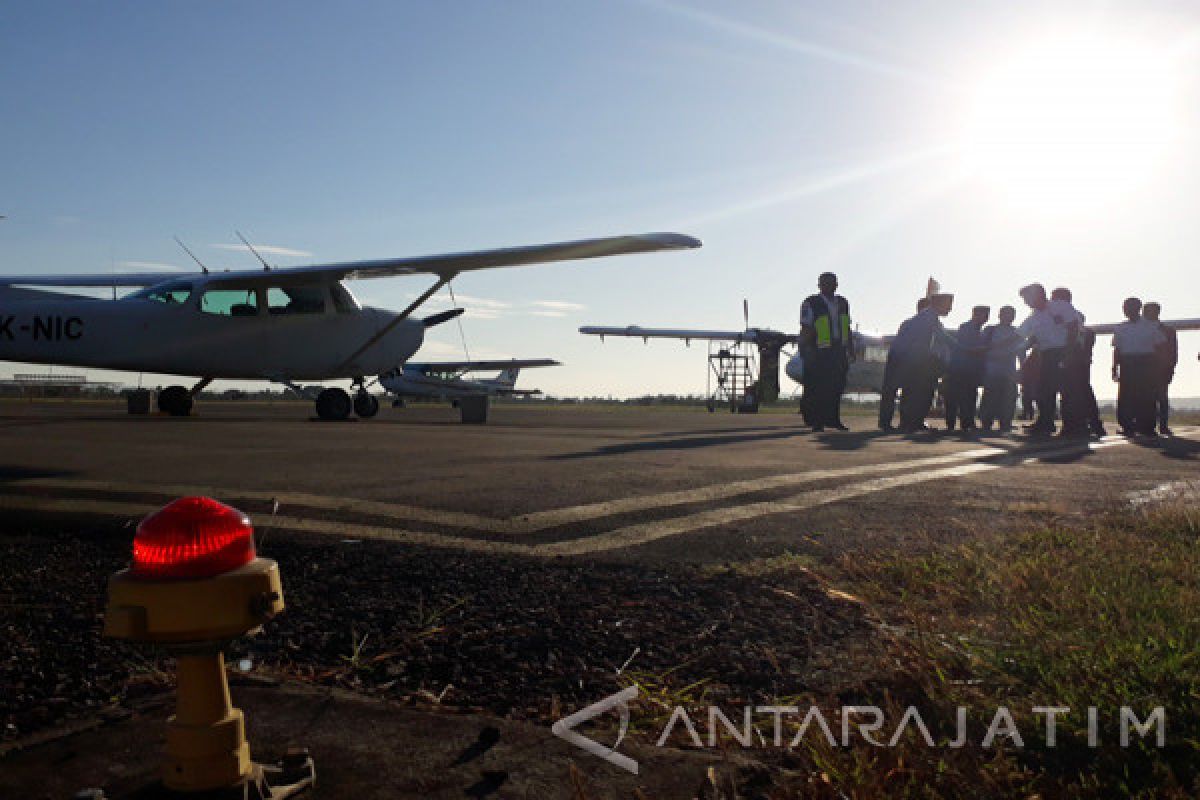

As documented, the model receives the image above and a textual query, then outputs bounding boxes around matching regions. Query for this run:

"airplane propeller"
[423,308,466,328]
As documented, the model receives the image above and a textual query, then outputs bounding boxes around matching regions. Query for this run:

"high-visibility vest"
[805,294,851,349]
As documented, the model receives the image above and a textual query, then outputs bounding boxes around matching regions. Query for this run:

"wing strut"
[334,273,457,375]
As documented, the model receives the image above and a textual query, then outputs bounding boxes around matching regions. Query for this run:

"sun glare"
[963,34,1179,211]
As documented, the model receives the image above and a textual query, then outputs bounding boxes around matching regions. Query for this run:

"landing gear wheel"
[158,385,193,416]
[315,388,352,421]
[353,390,380,418]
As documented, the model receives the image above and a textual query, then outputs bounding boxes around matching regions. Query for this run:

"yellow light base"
[163,651,252,792]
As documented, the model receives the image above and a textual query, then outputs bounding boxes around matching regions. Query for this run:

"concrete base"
[1,681,757,800]
[126,390,152,415]
[459,396,489,424]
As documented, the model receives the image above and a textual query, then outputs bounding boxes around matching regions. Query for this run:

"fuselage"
[380,368,513,399]
[0,281,423,381]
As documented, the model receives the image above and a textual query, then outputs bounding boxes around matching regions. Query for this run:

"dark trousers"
[898,357,940,431]
[1152,372,1172,430]
[1060,346,1099,435]
[1118,355,1157,435]
[979,376,1017,431]
[878,352,901,428]
[944,369,981,430]
[804,347,849,428]
[1032,348,1064,432]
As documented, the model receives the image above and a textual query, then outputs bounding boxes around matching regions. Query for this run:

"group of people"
[797,272,1180,437]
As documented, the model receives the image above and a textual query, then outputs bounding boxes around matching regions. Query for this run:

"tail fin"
[495,367,520,387]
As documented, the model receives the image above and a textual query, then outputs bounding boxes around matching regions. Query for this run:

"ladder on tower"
[706,343,759,413]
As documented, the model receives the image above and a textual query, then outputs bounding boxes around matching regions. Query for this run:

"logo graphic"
[551,686,639,774]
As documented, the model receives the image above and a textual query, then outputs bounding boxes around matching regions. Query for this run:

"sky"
[2,0,1199,398]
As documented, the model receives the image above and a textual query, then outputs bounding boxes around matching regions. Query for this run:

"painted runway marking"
[0,432,1168,557]
[11,439,1071,536]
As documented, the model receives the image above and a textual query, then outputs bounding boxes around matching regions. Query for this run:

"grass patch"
[790,505,1200,798]
[629,507,1200,797]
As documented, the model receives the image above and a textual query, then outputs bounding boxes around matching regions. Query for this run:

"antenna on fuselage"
[236,230,271,271]
[174,236,210,275]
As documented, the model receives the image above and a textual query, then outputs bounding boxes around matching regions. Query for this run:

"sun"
[962,33,1179,211]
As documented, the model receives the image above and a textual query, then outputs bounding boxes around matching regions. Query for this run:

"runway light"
[104,497,314,797]
[132,496,255,579]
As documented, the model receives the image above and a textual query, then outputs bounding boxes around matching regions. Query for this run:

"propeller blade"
[424,308,466,328]
[743,298,749,329]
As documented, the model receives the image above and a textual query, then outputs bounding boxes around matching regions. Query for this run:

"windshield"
[267,286,327,314]
[129,281,192,304]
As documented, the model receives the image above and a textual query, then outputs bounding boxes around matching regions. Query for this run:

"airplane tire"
[316,388,352,421]
[158,385,193,417]
[354,391,380,418]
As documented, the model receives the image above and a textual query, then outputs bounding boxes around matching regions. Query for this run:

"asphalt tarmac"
[1,399,1198,565]
[3,399,1200,798]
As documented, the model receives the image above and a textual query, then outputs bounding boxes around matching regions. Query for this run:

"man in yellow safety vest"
[800,272,855,431]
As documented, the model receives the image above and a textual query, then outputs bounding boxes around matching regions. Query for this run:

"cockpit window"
[330,282,360,313]
[200,288,260,316]
[266,286,326,315]
[131,281,192,305]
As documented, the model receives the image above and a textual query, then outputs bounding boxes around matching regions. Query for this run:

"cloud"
[211,243,313,258]
[418,340,514,361]
[415,292,585,319]
[118,260,185,272]
[464,308,504,320]
[531,300,586,312]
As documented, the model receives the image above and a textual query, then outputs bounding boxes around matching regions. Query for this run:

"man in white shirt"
[1112,297,1167,436]
[1017,283,1070,435]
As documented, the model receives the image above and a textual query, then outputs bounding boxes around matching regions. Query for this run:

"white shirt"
[1017,306,1069,350]
[1112,317,1166,356]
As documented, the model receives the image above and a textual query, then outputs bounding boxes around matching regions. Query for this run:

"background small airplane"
[0,232,700,420]
[580,299,888,412]
[380,358,559,422]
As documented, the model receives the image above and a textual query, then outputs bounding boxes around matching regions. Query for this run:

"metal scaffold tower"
[706,341,759,413]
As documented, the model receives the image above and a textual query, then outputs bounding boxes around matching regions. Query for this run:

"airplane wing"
[409,358,560,373]
[0,271,185,288]
[579,326,802,345]
[0,232,700,289]
[1088,318,1200,335]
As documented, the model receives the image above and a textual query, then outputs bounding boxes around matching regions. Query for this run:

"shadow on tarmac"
[547,427,813,459]
[0,465,77,482]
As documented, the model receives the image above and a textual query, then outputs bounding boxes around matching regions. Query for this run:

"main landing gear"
[157,378,212,417]
[314,380,380,421]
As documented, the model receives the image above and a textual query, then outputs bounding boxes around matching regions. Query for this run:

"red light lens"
[131,496,256,579]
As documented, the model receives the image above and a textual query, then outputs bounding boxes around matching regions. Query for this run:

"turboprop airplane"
[582,306,1199,412]
[580,299,890,412]
[0,232,700,420]
[382,359,557,400]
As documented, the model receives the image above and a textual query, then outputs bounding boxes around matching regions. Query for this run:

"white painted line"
[10,439,1068,536]
[0,432,1160,557]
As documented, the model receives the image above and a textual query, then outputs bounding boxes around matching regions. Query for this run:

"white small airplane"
[379,358,558,421]
[0,232,700,419]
